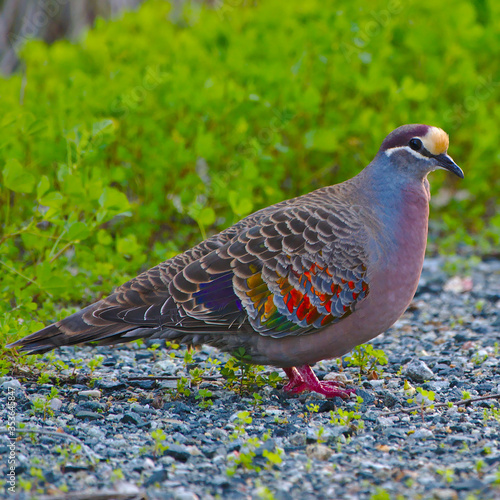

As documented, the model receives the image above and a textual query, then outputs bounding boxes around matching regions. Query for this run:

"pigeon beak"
[434,153,464,179]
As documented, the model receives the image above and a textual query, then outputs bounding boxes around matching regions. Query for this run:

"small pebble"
[305,444,333,461]
[404,359,435,382]
[79,389,102,398]
[49,398,63,411]
[1,379,21,390]
[410,429,434,439]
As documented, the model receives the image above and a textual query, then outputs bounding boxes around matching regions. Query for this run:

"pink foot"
[283,367,304,392]
[283,365,355,399]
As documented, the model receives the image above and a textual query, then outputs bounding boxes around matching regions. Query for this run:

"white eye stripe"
[385,146,431,160]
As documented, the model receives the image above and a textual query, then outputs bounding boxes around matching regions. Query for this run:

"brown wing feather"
[9,182,372,353]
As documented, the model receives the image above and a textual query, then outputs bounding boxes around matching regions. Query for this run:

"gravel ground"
[1,257,500,500]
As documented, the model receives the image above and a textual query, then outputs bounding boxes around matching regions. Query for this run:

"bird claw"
[283,365,355,399]
[284,381,354,399]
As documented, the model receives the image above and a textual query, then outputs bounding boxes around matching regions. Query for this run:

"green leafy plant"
[472,351,488,366]
[31,387,60,420]
[110,468,125,482]
[262,446,284,469]
[475,459,485,476]
[407,387,436,420]
[221,348,267,394]
[37,372,51,385]
[175,376,191,398]
[306,403,320,414]
[313,425,327,444]
[252,392,263,411]
[263,371,282,389]
[165,341,181,360]
[230,411,253,441]
[227,414,282,475]
[70,358,84,378]
[195,388,213,408]
[146,342,160,361]
[436,467,454,484]
[87,355,104,375]
[227,436,262,475]
[29,467,45,481]
[206,356,222,376]
[188,367,205,386]
[54,442,86,467]
[151,429,169,458]
[304,402,319,424]
[345,344,388,380]
[255,484,277,500]
[183,349,194,366]
[483,405,500,423]
[370,488,392,500]
[329,407,364,431]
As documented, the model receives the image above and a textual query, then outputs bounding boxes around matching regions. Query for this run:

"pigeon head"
[380,124,464,179]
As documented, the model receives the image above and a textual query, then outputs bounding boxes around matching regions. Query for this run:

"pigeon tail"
[7,304,156,354]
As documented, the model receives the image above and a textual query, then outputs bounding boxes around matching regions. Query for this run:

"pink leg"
[283,365,355,399]
[283,367,304,392]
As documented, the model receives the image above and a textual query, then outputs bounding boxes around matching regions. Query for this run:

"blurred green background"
[0,0,499,365]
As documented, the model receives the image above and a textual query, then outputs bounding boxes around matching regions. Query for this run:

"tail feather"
[7,304,156,354]
[8,323,70,354]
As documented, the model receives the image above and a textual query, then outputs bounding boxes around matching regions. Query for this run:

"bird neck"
[358,156,431,213]
[354,158,431,255]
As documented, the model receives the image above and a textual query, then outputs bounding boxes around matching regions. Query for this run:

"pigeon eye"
[409,138,422,151]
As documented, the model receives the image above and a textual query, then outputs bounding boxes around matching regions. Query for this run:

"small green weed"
[55,442,85,465]
[407,387,436,420]
[31,387,59,420]
[313,425,327,444]
[151,429,169,458]
[188,367,205,386]
[37,372,51,385]
[436,467,454,483]
[252,392,263,411]
[230,411,253,440]
[329,407,364,431]
[370,488,391,500]
[227,413,283,475]
[176,376,191,398]
[110,468,125,482]
[483,405,500,423]
[195,388,213,408]
[87,355,104,374]
[472,351,488,365]
[221,348,270,395]
[345,344,388,380]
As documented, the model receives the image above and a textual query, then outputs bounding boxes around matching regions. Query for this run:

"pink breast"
[255,183,431,368]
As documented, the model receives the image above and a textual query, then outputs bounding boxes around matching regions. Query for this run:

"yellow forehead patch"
[421,127,449,155]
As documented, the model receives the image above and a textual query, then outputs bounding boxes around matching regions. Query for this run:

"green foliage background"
[1,0,499,363]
